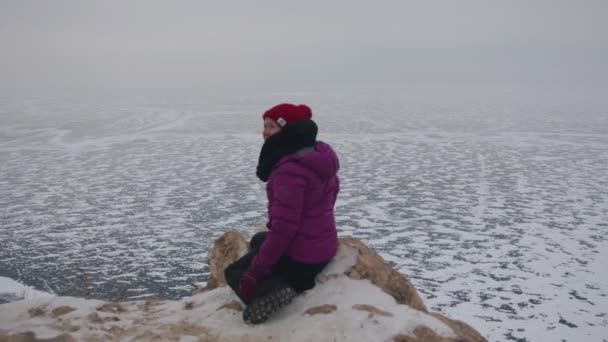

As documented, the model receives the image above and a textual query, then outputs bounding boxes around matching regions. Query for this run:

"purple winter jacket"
[249,141,340,280]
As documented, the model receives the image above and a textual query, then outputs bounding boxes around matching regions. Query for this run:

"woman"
[225,103,340,324]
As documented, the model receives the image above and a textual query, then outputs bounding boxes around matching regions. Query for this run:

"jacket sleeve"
[248,168,307,281]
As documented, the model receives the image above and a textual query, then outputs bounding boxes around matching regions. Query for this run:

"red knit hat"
[262,103,312,128]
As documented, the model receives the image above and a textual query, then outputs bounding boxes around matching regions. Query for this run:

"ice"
[1,85,607,341]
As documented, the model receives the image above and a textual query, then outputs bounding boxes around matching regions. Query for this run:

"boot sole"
[243,287,297,324]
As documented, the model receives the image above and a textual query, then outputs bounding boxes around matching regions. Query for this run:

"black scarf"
[256,119,318,182]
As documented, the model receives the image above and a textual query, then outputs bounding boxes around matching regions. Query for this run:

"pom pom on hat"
[263,103,312,127]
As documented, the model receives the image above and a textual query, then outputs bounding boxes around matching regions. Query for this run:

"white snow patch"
[0,276,54,302]
[0,276,456,341]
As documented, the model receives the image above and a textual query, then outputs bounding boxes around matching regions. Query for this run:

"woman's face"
[263,118,281,140]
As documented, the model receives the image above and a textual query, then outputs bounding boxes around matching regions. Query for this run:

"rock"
[394,323,485,342]
[138,297,164,313]
[352,304,394,317]
[50,306,75,318]
[204,231,248,290]
[0,331,75,342]
[303,304,337,315]
[88,312,120,324]
[340,237,428,312]
[96,303,126,314]
[0,331,36,342]
[314,273,339,284]
[394,326,455,342]
[87,312,104,324]
[203,232,485,342]
[217,300,243,312]
[430,313,487,342]
[27,306,47,318]
[0,231,487,342]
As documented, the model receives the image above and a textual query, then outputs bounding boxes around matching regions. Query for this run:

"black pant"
[224,232,329,305]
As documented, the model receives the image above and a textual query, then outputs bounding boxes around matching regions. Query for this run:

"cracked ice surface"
[1,86,607,341]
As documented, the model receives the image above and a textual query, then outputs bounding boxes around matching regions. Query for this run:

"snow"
[0,245,456,341]
[0,276,54,302]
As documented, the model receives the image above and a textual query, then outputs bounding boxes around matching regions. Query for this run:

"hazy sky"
[1,0,607,91]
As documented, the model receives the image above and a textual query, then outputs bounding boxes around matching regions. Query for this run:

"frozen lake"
[1,85,607,341]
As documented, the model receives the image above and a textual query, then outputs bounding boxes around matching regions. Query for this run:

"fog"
[2,3,608,340]
[1,0,607,93]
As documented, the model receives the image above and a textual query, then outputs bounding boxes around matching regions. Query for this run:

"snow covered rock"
[202,231,249,290]
[0,232,487,341]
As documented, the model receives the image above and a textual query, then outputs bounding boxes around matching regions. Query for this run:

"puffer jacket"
[249,141,340,280]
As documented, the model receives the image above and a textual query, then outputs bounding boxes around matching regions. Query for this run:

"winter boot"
[243,286,297,324]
